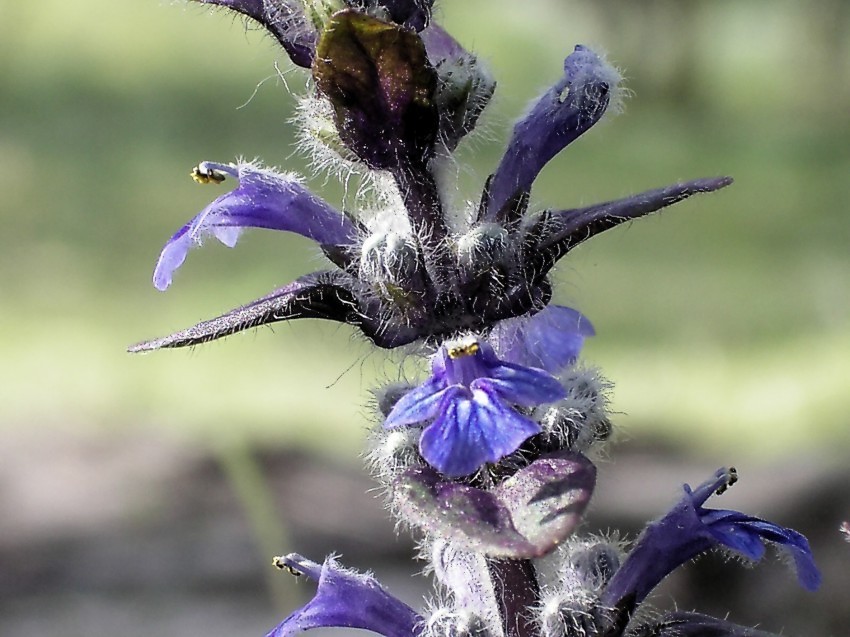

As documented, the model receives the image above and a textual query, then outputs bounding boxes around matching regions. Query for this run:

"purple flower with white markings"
[132,4,821,637]
[384,336,566,477]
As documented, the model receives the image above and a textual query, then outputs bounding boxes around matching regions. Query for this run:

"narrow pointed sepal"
[348,0,434,31]
[529,176,734,278]
[312,9,439,170]
[393,451,596,558]
[267,554,423,637]
[129,271,362,352]
[635,611,783,637]
[421,25,496,152]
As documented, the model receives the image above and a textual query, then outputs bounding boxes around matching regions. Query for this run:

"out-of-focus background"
[1,1,848,635]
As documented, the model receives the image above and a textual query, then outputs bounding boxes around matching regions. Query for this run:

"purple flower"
[488,304,594,374]
[384,337,566,477]
[266,554,422,637]
[600,468,820,627]
[152,162,359,291]
[483,45,620,223]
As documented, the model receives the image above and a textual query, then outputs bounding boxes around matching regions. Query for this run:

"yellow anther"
[190,164,226,184]
[272,556,302,577]
[447,341,480,359]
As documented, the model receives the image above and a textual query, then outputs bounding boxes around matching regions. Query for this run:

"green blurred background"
[2,0,847,455]
[1,0,849,634]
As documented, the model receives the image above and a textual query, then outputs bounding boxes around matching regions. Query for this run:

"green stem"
[216,442,297,614]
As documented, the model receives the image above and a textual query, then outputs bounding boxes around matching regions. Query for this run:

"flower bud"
[537,368,612,453]
[456,223,510,274]
[422,26,496,152]
[360,231,427,310]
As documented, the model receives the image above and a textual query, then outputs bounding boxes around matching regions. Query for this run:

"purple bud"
[484,46,619,223]
[266,554,423,637]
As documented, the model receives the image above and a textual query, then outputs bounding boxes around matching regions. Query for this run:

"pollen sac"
[359,231,427,310]
[312,9,439,170]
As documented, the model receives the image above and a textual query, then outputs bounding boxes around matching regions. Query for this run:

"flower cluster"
[132,1,819,636]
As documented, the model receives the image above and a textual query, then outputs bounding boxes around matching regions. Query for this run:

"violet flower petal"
[382,340,565,476]
[489,305,595,373]
[193,0,315,67]
[419,385,542,477]
[600,468,820,625]
[384,383,460,429]
[266,554,423,637]
[484,45,617,222]
[475,363,567,407]
[152,162,358,291]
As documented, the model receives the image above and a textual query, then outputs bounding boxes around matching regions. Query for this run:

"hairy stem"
[486,558,540,637]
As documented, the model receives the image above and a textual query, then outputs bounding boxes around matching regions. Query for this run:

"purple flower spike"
[266,554,423,637]
[600,468,820,625]
[193,0,315,67]
[484,45,619,223]
[489,304,594,373]
[153,162,358,290]
[384,337,566,477]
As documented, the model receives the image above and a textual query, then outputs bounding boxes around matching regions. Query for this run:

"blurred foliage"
[1,0,848,459]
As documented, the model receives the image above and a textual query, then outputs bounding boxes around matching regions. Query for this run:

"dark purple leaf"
[312,9,439,170]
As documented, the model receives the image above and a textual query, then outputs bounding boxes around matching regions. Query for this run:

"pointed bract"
[528,177,734,279]
[637,611,783,637]
[132,271,371,352]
